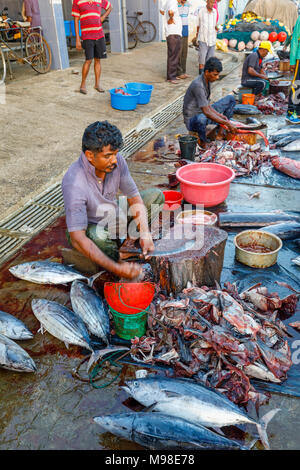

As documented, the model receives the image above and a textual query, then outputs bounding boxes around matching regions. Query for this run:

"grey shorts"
[198,42,215,66]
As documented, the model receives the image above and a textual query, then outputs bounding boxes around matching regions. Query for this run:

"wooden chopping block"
[150,225,228,295]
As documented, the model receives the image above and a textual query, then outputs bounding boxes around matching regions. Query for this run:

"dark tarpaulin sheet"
[221,231,300,398]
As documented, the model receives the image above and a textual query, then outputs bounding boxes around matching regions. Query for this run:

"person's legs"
[242,79,266,95]
[80,40,94,93]
[188,114,209,145]
[94,37,107,92]
[139,188,165,226]
[212,95,236,120]
[176,37,184,77]
[198,41,208,74]
[66,225,120,262]
[167,35,182,82]
[206,45,216,63]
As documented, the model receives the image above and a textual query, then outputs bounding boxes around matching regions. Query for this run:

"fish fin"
[88,271,106,287]
[87,350,102,372]
[211,427,226,437]
[143,402,158,413]
[64,342,69,349]
[38,325,44,334]
[163,390,182,398]
[257,408,280,450]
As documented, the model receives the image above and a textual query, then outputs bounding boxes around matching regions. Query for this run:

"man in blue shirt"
[176,0,191,79]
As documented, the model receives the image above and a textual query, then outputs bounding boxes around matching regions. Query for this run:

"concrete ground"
[0,41,241,221]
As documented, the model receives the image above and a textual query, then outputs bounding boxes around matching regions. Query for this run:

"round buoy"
[278,31,287,42]
[268,32,278,43]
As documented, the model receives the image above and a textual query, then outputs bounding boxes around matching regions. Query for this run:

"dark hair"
[82,121,123,153]
[204,57,223,73]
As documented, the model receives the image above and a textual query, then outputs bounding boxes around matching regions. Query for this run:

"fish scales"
[31,299,93,351]
[70,281,110,344]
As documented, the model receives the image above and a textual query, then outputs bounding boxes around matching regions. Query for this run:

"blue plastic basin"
[110,88,140,111]
[125,82,153,105]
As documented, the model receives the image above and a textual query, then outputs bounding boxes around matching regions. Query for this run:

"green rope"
[88,351,124,389]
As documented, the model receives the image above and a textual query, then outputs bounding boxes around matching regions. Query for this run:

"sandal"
[94,86,105,93]
[80,88,87,95]
[167,79,179,84]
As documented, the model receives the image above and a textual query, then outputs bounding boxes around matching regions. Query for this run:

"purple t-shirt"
[62,152,139,232]
[24,0,42,28]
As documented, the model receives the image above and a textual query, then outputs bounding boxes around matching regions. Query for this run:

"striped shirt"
[72,0,111,41]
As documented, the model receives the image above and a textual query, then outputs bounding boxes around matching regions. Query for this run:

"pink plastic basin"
[176,163,235,207]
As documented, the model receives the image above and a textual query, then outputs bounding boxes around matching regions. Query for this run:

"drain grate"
[0,95,184,267]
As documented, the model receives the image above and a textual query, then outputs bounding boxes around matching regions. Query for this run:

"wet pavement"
[0,106,300,450]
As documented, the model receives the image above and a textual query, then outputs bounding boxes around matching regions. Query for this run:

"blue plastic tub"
[110,88,140,111]
[70,20,82,36]
[64,20,72,37]
[125,82,153,105]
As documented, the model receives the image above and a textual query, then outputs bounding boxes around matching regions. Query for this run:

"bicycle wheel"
[135,21,156,43]
[127,22,137,49]
[0,47,6,85]
[25,32,52,74]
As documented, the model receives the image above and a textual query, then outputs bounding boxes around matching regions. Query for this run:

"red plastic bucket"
[163,191,183,210]
[176,163,235,207]
[104,282,155,315]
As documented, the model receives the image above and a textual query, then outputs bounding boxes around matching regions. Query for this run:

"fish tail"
[88,271,105,288]
[86,350,102,372]
[257,408,280,450]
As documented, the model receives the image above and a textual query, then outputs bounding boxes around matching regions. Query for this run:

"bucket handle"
[117,285,146,313]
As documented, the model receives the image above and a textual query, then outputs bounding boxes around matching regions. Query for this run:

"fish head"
[122,379,164,406]
[9,262,41,280]
[94,414,133,439]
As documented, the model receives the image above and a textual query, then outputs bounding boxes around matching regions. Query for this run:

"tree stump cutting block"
[150,225,228,295]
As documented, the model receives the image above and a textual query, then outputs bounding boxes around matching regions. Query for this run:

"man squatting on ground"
[62,121,165,280]
[241,41,272,96]
[183,57,238,149]
[72,0,112,95]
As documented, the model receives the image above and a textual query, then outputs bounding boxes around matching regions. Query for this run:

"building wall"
[0,0,23,19]
[125,0,160,40]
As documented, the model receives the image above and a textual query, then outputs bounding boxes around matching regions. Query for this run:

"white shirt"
[197,6,217,46]
[163,0,182,37]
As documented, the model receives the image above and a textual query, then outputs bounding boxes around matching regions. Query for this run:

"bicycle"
[0,16,52,85]
[126,11,156,50]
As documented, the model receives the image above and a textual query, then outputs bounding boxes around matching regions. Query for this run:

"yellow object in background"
[216,39,228,53]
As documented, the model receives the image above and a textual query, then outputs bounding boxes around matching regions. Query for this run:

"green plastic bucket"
[109,306,149,340]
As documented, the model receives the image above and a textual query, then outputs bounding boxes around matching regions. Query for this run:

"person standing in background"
[176,0,191,79]
[163,0,182,84]
[228,0,235,20]
[23,0,41,28]
[286,16,300,124]
[197,0,217,75]
[72,0,112,95]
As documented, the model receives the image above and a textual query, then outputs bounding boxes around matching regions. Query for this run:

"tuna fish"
[70,281,110,344]
[260,222,300,240]
[122,377,280,449]
[233,104,261,115]
[269,127,300,143]
[0,310,33,340]
[31,299,94,352]
[282,139,300,152]
[94,412,247,450]
[9,261,102,287]
[0,332,37,372]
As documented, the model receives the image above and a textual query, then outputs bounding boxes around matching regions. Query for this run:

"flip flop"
[80,88,87,95]
[167,80,179,84]
[94,86,105,93]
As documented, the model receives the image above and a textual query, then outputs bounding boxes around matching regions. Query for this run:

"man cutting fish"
[241,41,272,96]
[62,121,165,280]
[183,57,237,148]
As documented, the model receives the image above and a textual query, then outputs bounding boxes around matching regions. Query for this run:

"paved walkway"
[0,42,241,220]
